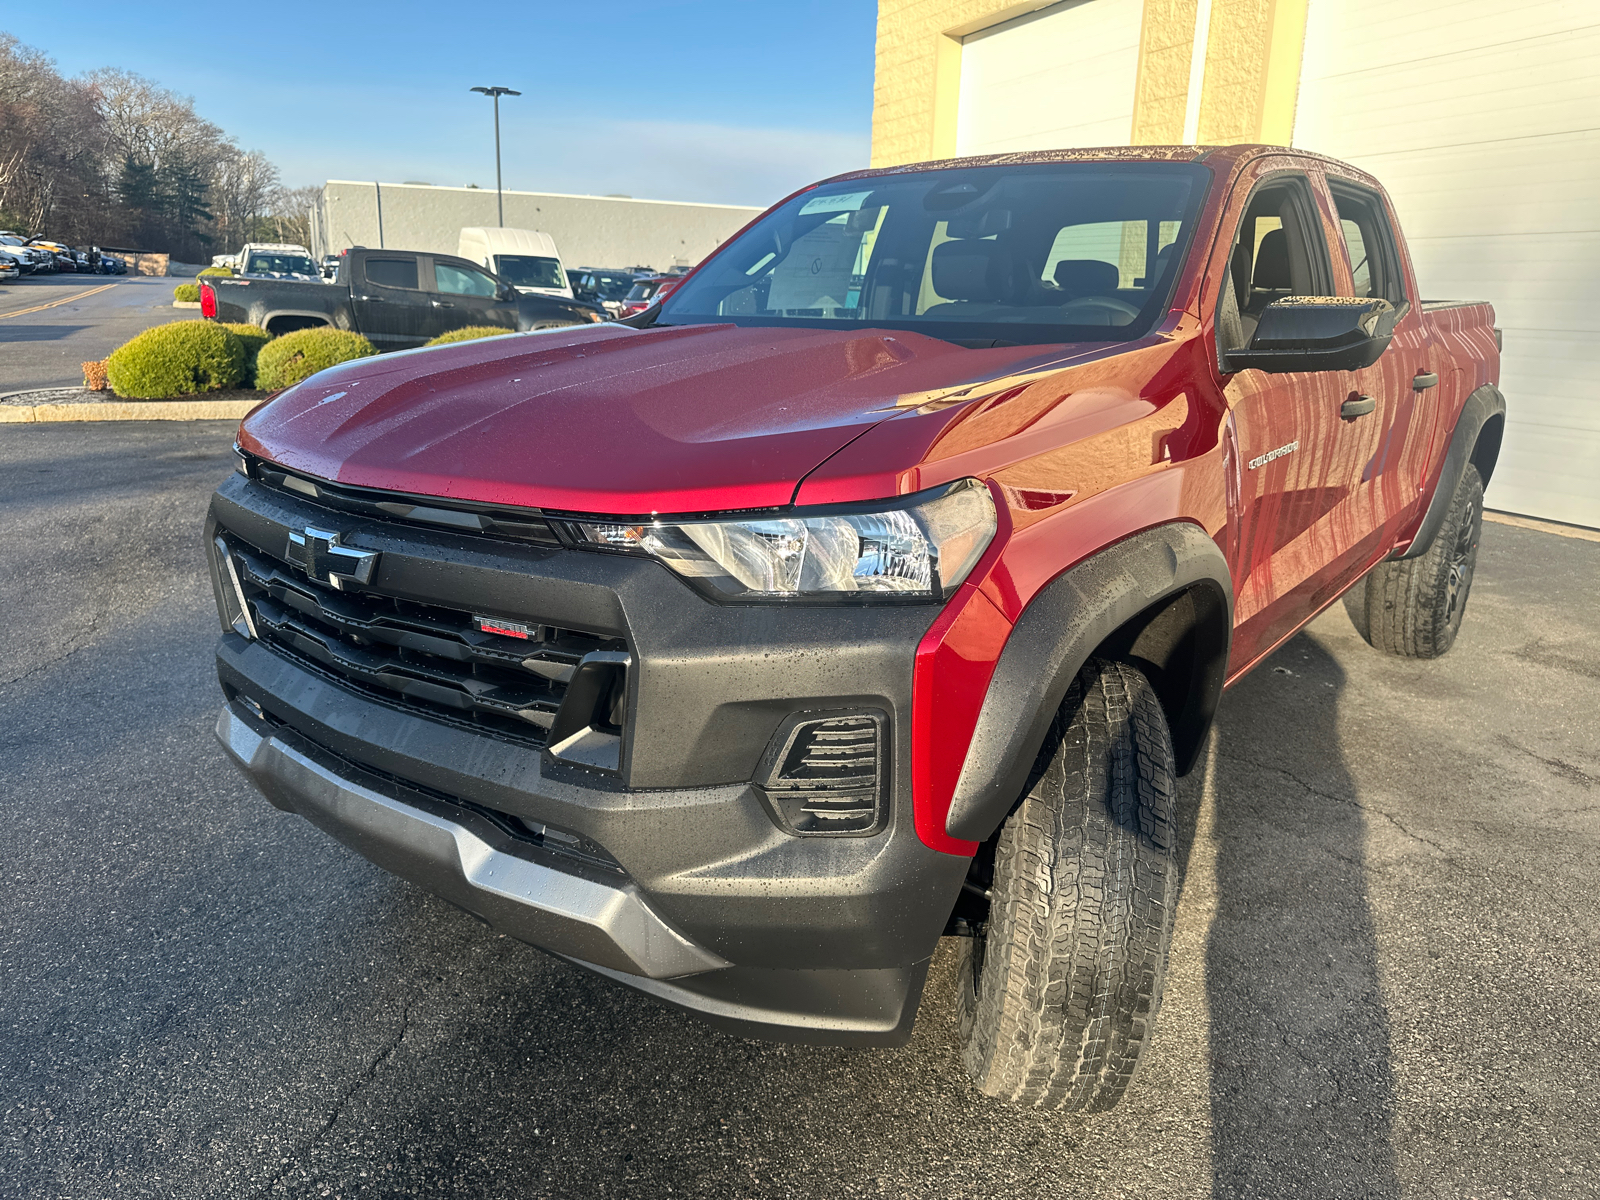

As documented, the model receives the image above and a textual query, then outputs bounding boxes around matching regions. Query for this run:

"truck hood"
[237,323,1053,514]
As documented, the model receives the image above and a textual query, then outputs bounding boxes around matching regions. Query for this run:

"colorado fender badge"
[1247,440,1300,470]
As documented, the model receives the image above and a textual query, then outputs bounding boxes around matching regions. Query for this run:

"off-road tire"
[1349,463,1484,658]
[956,658,1179,1111]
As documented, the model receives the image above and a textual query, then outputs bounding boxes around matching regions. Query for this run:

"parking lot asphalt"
[0,274,192,393]
[2,420,1597,1200]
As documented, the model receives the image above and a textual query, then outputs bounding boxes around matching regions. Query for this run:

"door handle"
[357,295,384,302]
[431,300,455,308]
[1413,371,1439,390]
[1341,394,1376,419]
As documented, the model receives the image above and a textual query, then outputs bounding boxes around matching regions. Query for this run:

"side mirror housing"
[498,283,518,301]
[1226,296,1398,374]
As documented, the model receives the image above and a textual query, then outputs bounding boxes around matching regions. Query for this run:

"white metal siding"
[956,0,1144,156]
[1295,0,1600,527]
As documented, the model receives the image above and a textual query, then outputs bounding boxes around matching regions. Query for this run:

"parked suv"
[208,145,1503,1109]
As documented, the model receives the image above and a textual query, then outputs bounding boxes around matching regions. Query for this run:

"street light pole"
[470,86,521,227]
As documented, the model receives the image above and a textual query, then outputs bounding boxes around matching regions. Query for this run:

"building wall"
[873,0,1598,527]
[872,0,1307,164]
[310,182,764,272]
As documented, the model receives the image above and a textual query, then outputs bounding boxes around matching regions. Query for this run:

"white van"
[457,228,572,298]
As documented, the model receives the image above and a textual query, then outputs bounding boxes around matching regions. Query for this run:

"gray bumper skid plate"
[214,705,729,981]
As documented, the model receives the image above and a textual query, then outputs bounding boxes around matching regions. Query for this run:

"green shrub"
[424,325,517,347]
[199,265,234,277]
[219,323,272,385]
[255,327,377,391]
[105,321,247,398]
[173,282,200,303]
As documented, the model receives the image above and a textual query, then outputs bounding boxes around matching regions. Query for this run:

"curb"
[0,399,260,423]
[173,300,201,309]
[1484,510,1600,543]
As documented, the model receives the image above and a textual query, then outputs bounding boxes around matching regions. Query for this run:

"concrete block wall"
[312,182,764,272]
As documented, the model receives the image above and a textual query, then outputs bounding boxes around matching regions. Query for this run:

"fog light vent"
[757,713,886,836]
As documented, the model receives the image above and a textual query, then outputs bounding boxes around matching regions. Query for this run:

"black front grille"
[221,535,624,746]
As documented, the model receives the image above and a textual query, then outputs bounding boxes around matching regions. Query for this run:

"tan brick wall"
[1130,0,1200,144]
[872,1,1059,166]
[1195,0,1307,144]
[873,0,1309,162]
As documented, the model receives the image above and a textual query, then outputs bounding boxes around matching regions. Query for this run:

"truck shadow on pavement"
[1201,630,1401,1199]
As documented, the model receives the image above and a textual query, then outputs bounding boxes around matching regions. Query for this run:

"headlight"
[577,478,996,602]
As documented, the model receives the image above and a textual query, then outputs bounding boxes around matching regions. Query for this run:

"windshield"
[589,272,636,300]
[245,253,317,276]
[659,161,1210,346]
[494,255,565,289]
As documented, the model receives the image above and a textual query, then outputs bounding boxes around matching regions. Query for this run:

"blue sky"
[6,1,876,207]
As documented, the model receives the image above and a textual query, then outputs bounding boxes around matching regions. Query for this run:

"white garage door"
[1295,0,1600,528]
[956,0,1144,157]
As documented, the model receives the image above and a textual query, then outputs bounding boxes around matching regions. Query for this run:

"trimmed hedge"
[173,282,200,303]
[255,327,377,391]
[219,323,272,385]
[424,325,517,347]
[105,321,247,398]
[198,265,234,277]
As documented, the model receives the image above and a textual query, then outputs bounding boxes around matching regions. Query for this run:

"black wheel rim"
[1444,501,1479,624]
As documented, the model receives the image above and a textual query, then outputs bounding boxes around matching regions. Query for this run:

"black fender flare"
[945,522,1233,843]
[1391,383,1506,560]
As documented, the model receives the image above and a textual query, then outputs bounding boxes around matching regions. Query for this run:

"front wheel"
[956,658,1180,1111]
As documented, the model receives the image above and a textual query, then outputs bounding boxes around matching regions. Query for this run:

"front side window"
[435,262,498,297]
[494,255,565,290]
[1215,175,1336,355]
[658,162,1210,346]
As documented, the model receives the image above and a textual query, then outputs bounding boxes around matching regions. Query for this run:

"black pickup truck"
[199,247,606,348]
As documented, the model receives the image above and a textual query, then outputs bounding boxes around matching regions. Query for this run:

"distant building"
[873,0,1599,527]
[309,181,764,274]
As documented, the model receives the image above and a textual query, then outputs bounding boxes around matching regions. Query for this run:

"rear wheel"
[956,658,1180,1111]
[1350,464,1484,658]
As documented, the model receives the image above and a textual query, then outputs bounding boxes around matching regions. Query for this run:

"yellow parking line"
[0,282,119,320]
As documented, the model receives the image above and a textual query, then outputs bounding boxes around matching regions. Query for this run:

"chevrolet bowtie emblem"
[287,526,379,591]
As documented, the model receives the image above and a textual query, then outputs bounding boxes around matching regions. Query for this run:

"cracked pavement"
[1,422,1597,1199]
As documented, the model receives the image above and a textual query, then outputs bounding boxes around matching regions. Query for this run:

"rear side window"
[365,258,418,290]
[1329,183,1406,304]
[435,262,499,297]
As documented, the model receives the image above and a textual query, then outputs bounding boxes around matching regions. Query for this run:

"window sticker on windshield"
[765,220,863,314]
[798,190,873,216]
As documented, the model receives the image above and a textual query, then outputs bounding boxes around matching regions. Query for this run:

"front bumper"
[216,703,725,980]
[208,470,969,1044]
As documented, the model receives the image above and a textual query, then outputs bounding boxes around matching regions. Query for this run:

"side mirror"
[1226,296,1397,374]
[498,283,517,301]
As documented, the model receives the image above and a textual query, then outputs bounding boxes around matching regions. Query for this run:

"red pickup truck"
[207,145,1502,1111]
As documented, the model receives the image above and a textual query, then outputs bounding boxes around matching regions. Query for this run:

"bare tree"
[0,35,304,258]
